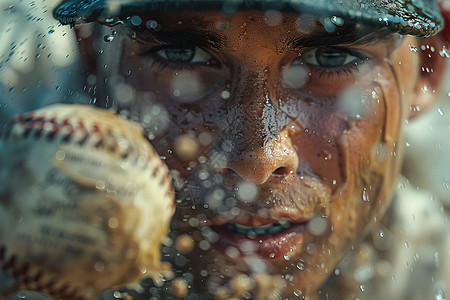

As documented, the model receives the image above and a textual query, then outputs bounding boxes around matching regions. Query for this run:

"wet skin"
[88,10,435,298]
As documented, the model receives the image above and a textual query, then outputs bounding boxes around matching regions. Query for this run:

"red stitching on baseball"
[1,107,173,299]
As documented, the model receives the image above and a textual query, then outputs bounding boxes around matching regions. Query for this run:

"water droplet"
[283,254,291,261]
[362,188,369,202]
[409,45,419,53]
[18,292,26,299]
[439,46,449,58]
[129,15,142,27]
[113,291,122,298]
[8,87,15,92]
[330,16,344,26]
[237,182,258,203]
[5,5,15,14]
[360,284,365,292]
[104,34,115,42]
[404,241,409,248]
[296,262,304,270]
[307,216,328,236]
[435,288,446,300]
[221,90,231,99]
[199,240,210,250]
[108,217,119,229]
[146,20,160,30]
[94,261,105,271]
[437,107,445,116]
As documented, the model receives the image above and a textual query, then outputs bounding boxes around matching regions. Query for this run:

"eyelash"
[141,45,196,72]
[150,59,195,72]
[311,61,363,79]
[300,47,369,79]
[142,43,369,80]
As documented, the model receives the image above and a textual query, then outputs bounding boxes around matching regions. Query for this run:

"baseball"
[0,104,175,299]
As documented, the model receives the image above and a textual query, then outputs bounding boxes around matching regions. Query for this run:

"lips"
[210,218,308,260]
[222,220,292,235]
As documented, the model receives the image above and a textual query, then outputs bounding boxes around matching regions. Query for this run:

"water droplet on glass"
[94,261,105,271]
[330,16,344,26]
[439,46,449,58]
[237,182,258,203]
[283,254,291,261]
[435,288,446,300]
[221,90,231,99]
[437,107,445,116]
[409,45,419,53]
[55,150,65,160]
[129,15,142,27]
[199,240,210,250]
[104,34,115,42]
[146,20,160,30]
[362,188,369,202]
[18,292,26,299]
[360,284,365,292]
[307,216,328,236]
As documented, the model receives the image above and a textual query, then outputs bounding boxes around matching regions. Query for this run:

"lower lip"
[211,223,307,260]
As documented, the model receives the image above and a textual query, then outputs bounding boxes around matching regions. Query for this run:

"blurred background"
[0,0,84,119]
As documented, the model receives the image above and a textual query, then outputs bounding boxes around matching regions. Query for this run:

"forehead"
[126,10,352,38]
[135,10,307,27]
[119,10,396,53]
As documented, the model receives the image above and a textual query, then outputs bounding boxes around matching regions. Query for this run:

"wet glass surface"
[1,1,450,299]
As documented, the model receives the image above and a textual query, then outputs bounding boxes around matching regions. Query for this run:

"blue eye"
[156,46,212,64]
[302,47,368,68]
[316,47,348,67]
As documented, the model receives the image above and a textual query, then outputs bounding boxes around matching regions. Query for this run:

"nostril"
[273,167,289,176]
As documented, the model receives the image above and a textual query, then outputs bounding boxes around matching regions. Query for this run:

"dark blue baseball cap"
[54,0,444,37]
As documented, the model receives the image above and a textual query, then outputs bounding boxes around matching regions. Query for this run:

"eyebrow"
[128,27,226,50]
[126,23,394,53]
[287,27,395,50]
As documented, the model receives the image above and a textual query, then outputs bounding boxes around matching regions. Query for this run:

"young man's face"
[89,10,426,297]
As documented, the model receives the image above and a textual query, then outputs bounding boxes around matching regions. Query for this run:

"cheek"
[329,71,404,247]
[281,83,385,190]
[121,53,228,105]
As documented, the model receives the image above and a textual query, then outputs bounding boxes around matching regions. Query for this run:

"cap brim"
[54,0,444,37]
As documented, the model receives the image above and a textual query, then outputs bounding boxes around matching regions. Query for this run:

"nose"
[221,65,299,184]
[226,130,299,184]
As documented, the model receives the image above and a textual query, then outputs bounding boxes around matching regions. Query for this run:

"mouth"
[222,221,292,235]
[210,219,308,260]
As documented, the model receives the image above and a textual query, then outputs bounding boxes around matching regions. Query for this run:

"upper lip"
[206,208,311,227]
